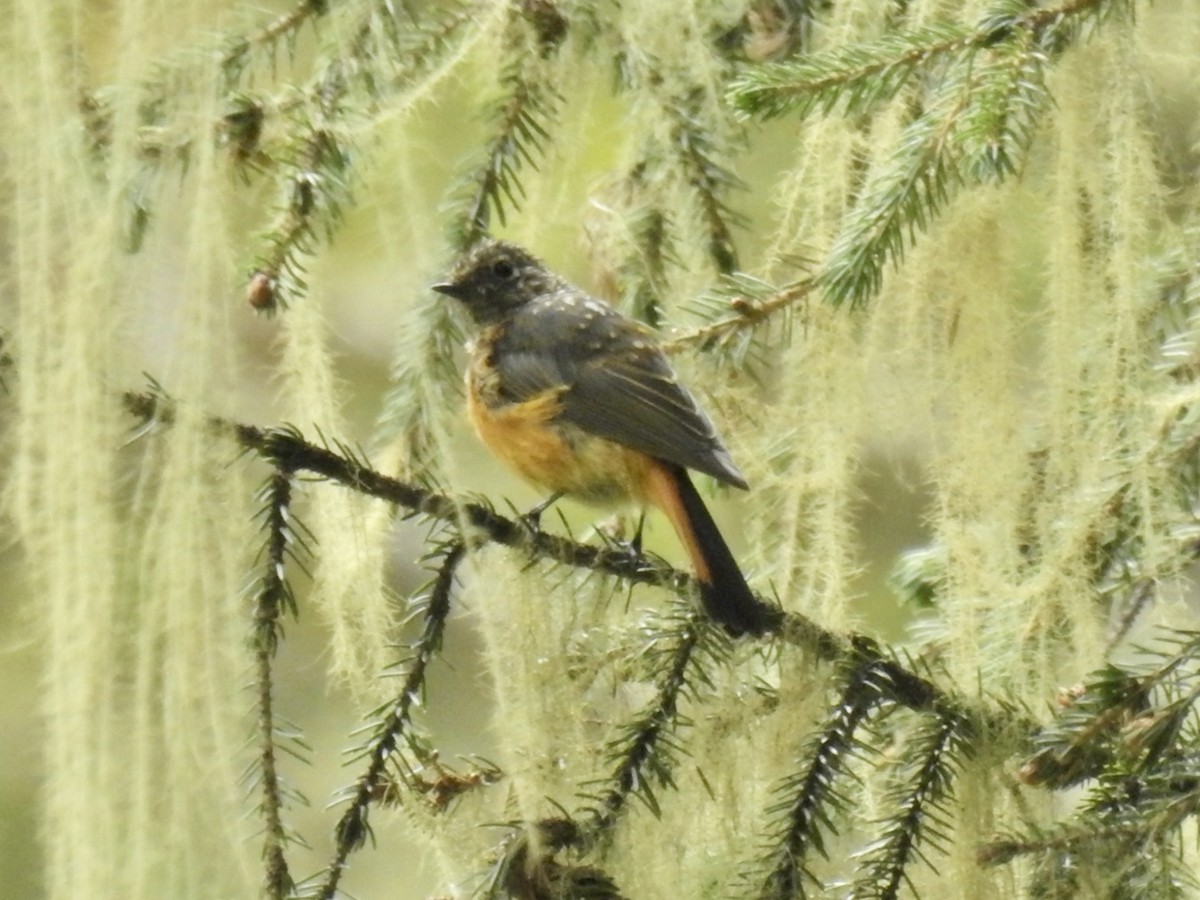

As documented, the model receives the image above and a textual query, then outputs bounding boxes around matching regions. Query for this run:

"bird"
[432,239,771,636]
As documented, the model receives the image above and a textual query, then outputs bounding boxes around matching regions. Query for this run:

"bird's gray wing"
[494,299,747,488]
[567,346,747,488]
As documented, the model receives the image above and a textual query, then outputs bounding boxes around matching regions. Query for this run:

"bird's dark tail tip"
[670,467,776,637]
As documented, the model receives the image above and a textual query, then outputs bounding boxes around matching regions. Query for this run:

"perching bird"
[433,240,770,635]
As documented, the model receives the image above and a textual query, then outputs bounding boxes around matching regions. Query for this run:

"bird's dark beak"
[431,281,462,299]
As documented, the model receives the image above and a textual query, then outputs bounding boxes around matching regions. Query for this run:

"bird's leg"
[520,492,563,532]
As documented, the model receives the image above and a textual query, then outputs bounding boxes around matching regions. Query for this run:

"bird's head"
[432,240,562,325]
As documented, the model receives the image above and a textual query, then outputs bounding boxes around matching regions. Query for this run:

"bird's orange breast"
[465,339,655,505]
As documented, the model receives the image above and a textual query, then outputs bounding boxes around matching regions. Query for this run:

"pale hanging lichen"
[5,1,1200,898]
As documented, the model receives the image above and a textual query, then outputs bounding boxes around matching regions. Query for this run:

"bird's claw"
[519,492,562,533]
[607,511,646,566]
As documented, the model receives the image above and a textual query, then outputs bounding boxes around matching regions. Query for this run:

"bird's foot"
[596,511,646,566]
[519,492,563,533]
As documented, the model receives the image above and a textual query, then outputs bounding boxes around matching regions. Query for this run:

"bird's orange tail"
[642,462,772,636]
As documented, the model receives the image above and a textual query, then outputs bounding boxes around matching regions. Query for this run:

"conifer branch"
[850,709,972,898]
[121,388,1021,737]
[220,0,332,85]
[249,469,310,899]
[979,632,1200,891]
[251,119,353,311]
[592,168,676,327]
[820,93,967,307]
[451,48,561,250]
[664,91,746,275]
[620,202,673,328]
[956,24,1049,183]
[667,275,815,359]
[977,823,1142,868]
[372,289,465,470]
[247,2,478,310]
[726,0,1114,121]
[121,394,1023,898]
[337,2,481,457]
[394,6,562,468]
[477,607,715,897]
[616,45,748,277]
[729,0,1126,308]
[81,3,477,309]
[727,21,974,121]
[979,786,1200,889]
[448,2,568,254]
[600,13,750,279]
[756,652,891,898]
[316,540,467,900]
[580,605,713,833]
[1020,633,1200,789]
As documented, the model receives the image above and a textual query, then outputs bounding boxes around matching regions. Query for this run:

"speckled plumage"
[434,239,748,491]
[433,239,769,636]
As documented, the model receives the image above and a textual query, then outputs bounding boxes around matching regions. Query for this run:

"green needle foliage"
[727,20,976,122]
[4,1,1200,899]
[979,632,1200,895]
[728,0,1125,307]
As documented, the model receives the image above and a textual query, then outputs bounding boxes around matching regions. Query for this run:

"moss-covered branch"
[123,388,1021,737]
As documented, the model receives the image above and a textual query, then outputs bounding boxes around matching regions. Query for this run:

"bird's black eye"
[491,259,516,280]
